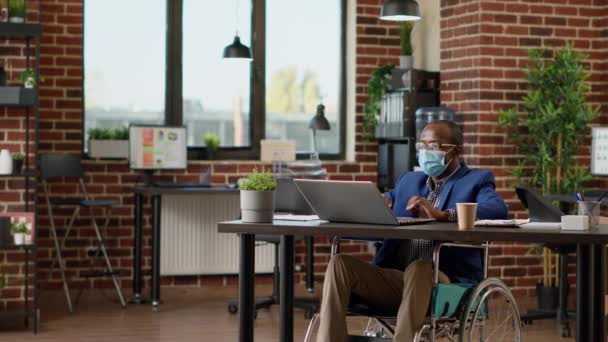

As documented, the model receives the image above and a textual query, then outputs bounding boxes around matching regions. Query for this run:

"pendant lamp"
[380,0,421,22]
[223,0,252,59]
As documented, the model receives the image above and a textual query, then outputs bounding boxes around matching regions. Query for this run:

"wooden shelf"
[0,23,41,39]
[0,87,36,106]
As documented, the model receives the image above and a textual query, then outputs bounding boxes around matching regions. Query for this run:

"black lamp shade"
[223,35,252,59]
[309,104,330,131]
[380,0,421,21]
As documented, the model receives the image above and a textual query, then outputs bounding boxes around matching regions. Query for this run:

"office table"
[131,185,316,311]
[131,185,238,310]
[218,220,608,342]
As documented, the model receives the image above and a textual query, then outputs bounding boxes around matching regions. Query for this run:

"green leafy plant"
[498,45,599,195]
[362,64,395,141]
[18,70,43,87]
[203,133,220,151]
[498,45,599,288]
[88,127,129,140]
[11,152,24,160]
[10,222,28,234]
[238,169,277,191]
[400,22,413,56]
[8,0,26,19]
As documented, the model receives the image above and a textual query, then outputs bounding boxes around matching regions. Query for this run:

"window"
[183,0,252,148]
[84,0,166,146]
[265,0,343,155]
[84,0,345,159]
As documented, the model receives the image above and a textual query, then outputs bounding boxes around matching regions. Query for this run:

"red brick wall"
[1,0,607,310]
[441,0,608,296]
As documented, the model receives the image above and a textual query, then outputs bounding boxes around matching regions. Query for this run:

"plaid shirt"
[402,167,459,268]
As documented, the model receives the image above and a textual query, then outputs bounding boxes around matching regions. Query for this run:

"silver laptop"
[294,179,435,226]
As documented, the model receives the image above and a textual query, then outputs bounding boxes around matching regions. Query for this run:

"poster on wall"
[129,126,187,170]
[591,127,608,176]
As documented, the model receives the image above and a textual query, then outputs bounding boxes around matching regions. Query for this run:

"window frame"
[82,0,347,160]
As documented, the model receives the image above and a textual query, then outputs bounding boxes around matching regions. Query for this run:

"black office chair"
[41,154,126,312]
[515,185,574,337]
[227,178,319,318]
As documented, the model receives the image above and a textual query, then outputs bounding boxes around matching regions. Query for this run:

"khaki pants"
[316,254,449,342]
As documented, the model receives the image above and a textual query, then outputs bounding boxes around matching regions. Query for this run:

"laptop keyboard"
[397,217,436,225]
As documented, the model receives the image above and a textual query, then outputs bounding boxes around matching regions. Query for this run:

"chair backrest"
[40,154,83,180]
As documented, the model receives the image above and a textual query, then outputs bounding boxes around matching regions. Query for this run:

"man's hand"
[382,194,393,209]
[406,196,449,221]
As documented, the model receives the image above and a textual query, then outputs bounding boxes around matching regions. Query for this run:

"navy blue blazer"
[378,163,508,283]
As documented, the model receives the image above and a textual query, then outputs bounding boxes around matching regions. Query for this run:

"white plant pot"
[240,190,275,223]
[88,140,129,159]
[13,233,25,245]
[399,55,413,69]
[0,149,13,175]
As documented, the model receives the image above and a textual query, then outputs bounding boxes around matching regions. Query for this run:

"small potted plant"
[399,22,414,69]
[238,169,277,223]
[11,152,24,175]
[8,0,26,23]
[10,220,28,245]
[88,126,130,159]
[18,70,41,89]
[203,133,220,160]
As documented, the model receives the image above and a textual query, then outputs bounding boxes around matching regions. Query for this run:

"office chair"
[515,185,574,337]
[227,177,319,318]
[41,154,126,313]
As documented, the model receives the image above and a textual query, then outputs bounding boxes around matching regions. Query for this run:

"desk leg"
[239,233,255,342]
[132,193,143,304]
[151,195,161,311]
[576,244,590,342]
[306,237,314,293]
[280,235,295,342]
[590,244,605,342]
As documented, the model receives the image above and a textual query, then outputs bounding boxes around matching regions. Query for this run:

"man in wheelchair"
[316,120,509,342]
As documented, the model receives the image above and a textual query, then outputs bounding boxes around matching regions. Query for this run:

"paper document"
[475,219,529,227]
[519,222,561,230]
[273,214,320,221]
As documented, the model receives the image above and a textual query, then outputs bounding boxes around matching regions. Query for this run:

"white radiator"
[160,192,275,276]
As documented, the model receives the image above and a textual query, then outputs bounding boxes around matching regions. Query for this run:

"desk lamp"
[308,103,330,153]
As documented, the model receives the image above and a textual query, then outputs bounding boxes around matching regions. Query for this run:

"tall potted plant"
[88,127,130,159]
[399,22,414,69]
[238,169,276,223]
[498,45,599,310]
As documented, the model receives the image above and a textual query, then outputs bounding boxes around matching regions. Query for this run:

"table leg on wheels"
[280,235,295,342]
[239,233,255,342]
[132,193,144,304]
[151,195,162,311]
[590,244,605,342]
[576,244,591,342]
[306,237,314,293]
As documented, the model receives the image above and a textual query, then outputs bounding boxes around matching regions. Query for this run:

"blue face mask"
[418,150,450,177]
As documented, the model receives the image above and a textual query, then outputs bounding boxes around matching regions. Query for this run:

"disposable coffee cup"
[456,203,478,230]
[577,201,600,228]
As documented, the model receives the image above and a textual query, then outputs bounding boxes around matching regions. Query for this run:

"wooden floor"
[0,285,581,341]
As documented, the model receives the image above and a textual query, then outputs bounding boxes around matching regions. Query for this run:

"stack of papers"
[273,214,320,221]
[474,219,529,227]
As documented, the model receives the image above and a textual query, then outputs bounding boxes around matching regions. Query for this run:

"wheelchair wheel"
[458,278,522,342]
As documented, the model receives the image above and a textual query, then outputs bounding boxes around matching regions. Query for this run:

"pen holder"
[577,201,600,228]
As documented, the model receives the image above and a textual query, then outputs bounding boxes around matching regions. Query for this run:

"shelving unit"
[0,15,41,334]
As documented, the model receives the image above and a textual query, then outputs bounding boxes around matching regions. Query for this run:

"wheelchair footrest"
[79,271,120,278]
[347,336,390,342]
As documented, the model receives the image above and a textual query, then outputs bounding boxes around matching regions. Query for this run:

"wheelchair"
[304,238,523,342]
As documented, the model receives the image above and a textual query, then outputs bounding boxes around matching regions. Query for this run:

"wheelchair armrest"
[432,242,489,284]
[330,236,382,256]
